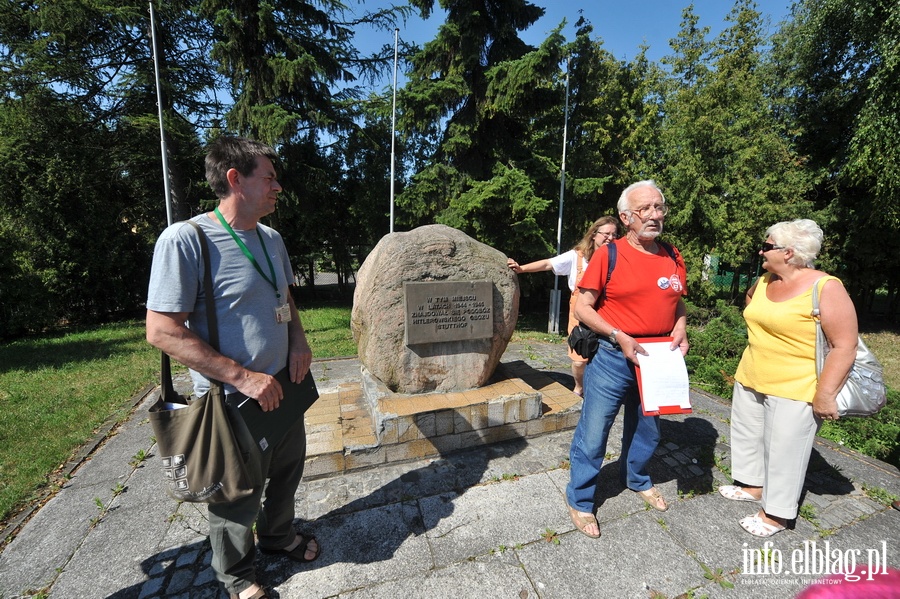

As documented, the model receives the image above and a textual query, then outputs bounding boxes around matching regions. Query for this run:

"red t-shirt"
[578,238,688,337]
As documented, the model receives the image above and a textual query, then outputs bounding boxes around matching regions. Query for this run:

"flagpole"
[549,58,570,334]
[389,28,399,233]
[149,1,173,226]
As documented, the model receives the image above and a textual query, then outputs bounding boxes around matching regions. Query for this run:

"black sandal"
[260,533,321,563]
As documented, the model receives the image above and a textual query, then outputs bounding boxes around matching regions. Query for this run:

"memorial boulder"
[351,224,518,394]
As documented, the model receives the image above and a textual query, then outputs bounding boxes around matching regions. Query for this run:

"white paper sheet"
[634,340,691,413]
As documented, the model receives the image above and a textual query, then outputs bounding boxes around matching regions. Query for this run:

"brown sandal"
[567,505,601,538]
[637,487,669,512]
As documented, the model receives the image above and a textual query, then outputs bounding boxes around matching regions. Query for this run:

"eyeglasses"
[760,242,786,252]
[594,231,617,238]
[630,204,669,219]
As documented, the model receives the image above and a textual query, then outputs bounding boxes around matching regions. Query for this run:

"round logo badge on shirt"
[669,274,683,293]
[657,277,670,290]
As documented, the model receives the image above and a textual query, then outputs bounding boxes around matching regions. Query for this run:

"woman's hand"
[812,393,840,421]
[507,258,523,273]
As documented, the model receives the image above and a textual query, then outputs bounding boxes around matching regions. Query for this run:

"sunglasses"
[760,242,786,252]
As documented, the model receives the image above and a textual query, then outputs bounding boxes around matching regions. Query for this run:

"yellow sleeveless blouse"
[734,273,838,403]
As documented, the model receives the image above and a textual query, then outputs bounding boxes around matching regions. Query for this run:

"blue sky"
[353,0,794,80]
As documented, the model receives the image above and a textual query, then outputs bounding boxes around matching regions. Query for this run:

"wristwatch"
[609,328,621,345]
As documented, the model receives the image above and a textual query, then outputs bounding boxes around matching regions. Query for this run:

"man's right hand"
[236,371,284,412]
[618,334,649,364]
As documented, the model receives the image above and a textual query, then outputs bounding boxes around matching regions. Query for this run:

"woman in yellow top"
[508,216,618,396]
[719,219,858,537]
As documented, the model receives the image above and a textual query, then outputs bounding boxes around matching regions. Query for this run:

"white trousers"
[730,381,822,519]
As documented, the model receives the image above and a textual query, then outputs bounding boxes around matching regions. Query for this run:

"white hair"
[767,219,823,268]
[617,180,666,214]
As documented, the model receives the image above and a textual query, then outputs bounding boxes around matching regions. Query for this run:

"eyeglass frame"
[627,203,669,219]
[594,230,618,238]
[760,242,786,253]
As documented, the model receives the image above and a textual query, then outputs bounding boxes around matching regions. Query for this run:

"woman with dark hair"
[508,216,618,396]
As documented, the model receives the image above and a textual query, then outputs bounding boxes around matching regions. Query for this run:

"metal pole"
[149,1,173,226]
[549,58,570,334]
[389,28,399,234]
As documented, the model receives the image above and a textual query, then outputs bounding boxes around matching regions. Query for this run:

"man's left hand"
[670,332,689,357]
[289,344,312,383]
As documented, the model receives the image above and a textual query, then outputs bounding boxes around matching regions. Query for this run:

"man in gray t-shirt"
[146,136,319,599]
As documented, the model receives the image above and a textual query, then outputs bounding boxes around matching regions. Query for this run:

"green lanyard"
[213,207,281,301]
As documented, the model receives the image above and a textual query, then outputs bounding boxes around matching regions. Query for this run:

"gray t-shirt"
[146,215,294,396]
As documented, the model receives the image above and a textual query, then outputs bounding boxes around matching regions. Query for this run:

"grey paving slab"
[421,473,570,568]
[517,509,704,599]
[337,553,536,599]
[258,502,434,599]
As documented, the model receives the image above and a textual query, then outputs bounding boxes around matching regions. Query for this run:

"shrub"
[818,387,900,468]
[685,300,748,397]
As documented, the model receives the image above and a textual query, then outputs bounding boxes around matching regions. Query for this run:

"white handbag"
[811,279,886,417]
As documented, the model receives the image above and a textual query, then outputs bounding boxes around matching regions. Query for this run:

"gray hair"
[617,180,666,214]
[766,219,823,268]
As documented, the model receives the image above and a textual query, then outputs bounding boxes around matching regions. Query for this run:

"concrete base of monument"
[302,360,583,480]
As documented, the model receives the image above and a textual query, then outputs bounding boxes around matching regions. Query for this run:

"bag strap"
[160,220,221,402]
[657,240,678,263]
[599,243,617,301]
[810,275,838,321]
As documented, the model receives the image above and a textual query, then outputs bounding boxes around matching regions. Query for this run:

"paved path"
[1,342,898,599]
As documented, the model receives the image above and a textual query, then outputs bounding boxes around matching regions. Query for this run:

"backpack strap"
[599,244,617,301]
[657,240,677,263]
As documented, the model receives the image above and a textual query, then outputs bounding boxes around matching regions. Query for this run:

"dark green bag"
[148,221,259,503]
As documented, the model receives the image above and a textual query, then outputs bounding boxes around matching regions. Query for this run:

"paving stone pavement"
[0,341,898,599]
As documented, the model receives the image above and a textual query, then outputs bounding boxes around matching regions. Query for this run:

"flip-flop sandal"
[739,514,785,538]
[719,485,761,502]
[567,505,601,538]
[637,487,669,511]
[260,533,321,563]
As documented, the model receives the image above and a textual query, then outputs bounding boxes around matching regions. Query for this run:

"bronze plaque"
[404,281,493,345]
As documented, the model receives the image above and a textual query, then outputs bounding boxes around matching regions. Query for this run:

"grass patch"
[0,320,158,525]
[0,304,357,529]
[298,301,356,358]
[510,311,568,344]
[858,323,900,390]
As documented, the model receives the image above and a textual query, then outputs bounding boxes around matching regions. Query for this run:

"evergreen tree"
[658,1,812,304]
[775,0,900,314]
[396,0,564,257]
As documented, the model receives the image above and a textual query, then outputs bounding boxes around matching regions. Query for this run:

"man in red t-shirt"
[564,180,689,539]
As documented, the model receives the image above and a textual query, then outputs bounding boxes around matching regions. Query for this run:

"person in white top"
[508,216,619,396]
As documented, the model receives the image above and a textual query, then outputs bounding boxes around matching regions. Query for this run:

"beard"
[631,215,663,239]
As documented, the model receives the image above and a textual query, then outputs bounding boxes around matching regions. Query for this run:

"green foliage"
[397,1,564,258]
[774,0,900,313]
[2,0,900,338]
[0,93,153,337]
[817,387,900,466]
[656,1,814,308]
[684,300,747,397]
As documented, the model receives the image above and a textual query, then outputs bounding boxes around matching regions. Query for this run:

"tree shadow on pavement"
[106,429,528,598]
[591,416,721,509]
[264,429,528,583]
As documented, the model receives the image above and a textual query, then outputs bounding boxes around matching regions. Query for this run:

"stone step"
[302,360,582,479]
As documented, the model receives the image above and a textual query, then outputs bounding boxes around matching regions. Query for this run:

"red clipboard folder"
[633,336,693,417]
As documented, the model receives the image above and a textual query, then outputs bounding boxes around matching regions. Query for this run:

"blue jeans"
[566,339,661,512]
